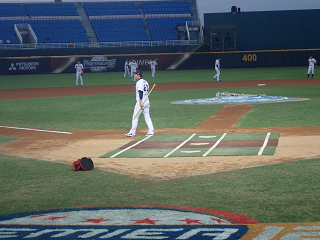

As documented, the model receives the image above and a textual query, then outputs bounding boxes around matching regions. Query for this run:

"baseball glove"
[80,72,83,76]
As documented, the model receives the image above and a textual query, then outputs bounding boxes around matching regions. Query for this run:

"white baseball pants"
[214,68,220,81]
[129,99,154,135]
[76,72,83,86]
[308,66,315,75]
[124,67,130,77]
[130,69,136,81]
[151,67,156,78]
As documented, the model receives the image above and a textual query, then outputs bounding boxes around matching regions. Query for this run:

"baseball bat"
[134,84,156,117]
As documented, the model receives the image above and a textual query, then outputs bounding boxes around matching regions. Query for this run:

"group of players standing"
[75,55,317,86]
[73,58,159,87]
[124,59,158,81]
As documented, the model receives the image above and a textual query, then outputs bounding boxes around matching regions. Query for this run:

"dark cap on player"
[134,70,143,77]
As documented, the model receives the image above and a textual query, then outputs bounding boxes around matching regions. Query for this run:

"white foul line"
[164,133,196,158]
[0,125,72,135]
[258,132,271,155]
[203,133,227,156]
[110,135,153,158]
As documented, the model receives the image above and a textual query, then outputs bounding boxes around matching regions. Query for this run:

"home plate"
[100,132,280,158]
[191,143,210,146]
[199,136,216,138]
[181,150,202,153]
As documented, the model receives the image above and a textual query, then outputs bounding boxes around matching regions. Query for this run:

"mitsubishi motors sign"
[4,58,51,75]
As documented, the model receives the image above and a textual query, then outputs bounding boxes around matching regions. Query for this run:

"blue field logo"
[0,205,257,239]
[1,205,318,239]
[172,94,302,105]
[0,224,249,239]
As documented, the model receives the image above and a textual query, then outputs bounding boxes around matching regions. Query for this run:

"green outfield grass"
[0,86,319,130]
[0,66,319,223]
[0,153,319,223]
[0,66,308,89]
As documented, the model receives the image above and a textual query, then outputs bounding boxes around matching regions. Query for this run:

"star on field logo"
[0,205,258,239]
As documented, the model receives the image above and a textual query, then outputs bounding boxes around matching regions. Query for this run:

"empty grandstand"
[0,0,201,51]
[0,4,28,17]
[84,2,142,16]
[91,18,150,43]
[24,3,79,16]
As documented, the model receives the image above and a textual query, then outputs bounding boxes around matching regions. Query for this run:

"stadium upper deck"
[0,0,200,49]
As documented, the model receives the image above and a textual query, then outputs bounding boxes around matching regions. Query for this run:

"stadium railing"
[0,39,198,50]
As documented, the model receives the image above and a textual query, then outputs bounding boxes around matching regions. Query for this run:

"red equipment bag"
[72,157,94,171]
[72,159,81,171]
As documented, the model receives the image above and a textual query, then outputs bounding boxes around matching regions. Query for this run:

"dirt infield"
[1,79,320,179]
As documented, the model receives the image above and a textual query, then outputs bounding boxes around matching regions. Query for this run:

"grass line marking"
[110,135,153,158]
[203,133,227,156]
[0,125,72,135]
[181,150,201,153]
[258,132,271,155]
[190,143,210,146]
[164,133,196,158]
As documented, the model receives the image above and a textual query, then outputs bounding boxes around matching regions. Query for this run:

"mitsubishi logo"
[8,63,17,70]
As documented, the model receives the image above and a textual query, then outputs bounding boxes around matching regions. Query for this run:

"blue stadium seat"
[26,20,89,43]
[0,4,28,17]
[142,1,192,15]
[147,17,193,41]
[0,1,195,44]
[91,18,150,42]
[84,2,141,16]
[0,20,24,44]
[24,3,79,16]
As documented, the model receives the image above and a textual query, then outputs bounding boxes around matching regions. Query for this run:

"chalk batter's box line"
[101,133,280,158]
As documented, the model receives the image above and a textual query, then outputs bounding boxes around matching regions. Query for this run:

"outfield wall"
[203,9,320,51]
[1,49,319,75]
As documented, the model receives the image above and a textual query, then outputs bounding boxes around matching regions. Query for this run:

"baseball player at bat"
[124,70,154,137]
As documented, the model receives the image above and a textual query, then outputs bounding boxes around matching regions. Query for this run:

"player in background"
[75,60,84,86]
[307,55,317,79]
[148,59,158,78]
[124,70,154,137]
[213,58,221,81]
[124,59,130,78]
[129,59,138,82]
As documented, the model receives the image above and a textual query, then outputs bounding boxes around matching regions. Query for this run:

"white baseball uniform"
[129,61,138,82]
[128,78,154,136]
[213,59,221,81]
[75,62,84,86]
[124,60,130,78]
[148,60,158,78]
[307,57,317,77]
